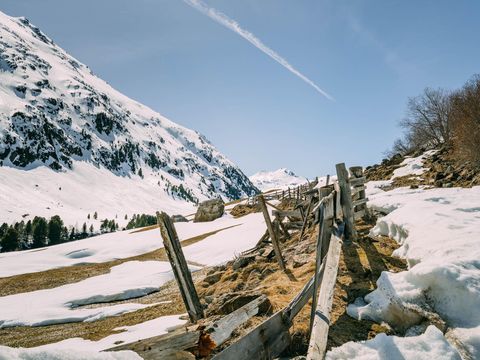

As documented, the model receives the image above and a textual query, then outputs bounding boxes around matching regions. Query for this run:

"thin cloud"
[183,0,333,101]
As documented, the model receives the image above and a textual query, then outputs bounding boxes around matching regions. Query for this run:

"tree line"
[391,74,480,166]
[0,215,120,253]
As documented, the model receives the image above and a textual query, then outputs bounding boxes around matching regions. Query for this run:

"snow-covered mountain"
[249,168,308,191]
[0,11,258,225]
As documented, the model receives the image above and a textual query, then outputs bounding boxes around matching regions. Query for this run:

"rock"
[232,255,255,270]
[204,272,222,285]
[292,253,310,268]
[444,182,453,188]
[171,214,188,223]
[410,184,419,189]
[194,198,225,222]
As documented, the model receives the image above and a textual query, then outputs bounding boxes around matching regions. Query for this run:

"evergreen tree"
[93,211,98,220]
[69,227,76,240]
[32,216,48,248]
[25,220,32,237]
[0,223,8,238]
[89,224,94,234]
[82,222,87,235]
[48,215,64,245]
[87,213,90,220]
[1,227,19,252]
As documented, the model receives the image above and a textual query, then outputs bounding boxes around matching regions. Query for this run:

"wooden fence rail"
[112,163,368,360]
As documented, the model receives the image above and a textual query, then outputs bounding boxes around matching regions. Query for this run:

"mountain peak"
[0,9,258,225]
[249,168,307,191]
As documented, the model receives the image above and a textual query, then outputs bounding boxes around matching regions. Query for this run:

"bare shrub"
[450,75,480,166]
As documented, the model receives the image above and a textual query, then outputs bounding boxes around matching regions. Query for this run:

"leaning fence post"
[258,195,286,271]
[335,163,357,240]
[156,211,204,322]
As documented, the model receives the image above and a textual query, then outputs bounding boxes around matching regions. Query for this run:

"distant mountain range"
[0,11,258,226]
[249,168,308,191]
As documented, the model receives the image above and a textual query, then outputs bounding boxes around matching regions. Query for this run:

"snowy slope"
[249,168,308,191]
[0,10,258,226]
[338,154,480,358]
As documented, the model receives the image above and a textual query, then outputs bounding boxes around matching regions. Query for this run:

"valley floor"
[0,153,479,359]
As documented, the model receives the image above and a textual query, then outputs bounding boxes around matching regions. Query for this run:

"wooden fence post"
[258,195,286,271]
[156,212,204,322]
[335,163,357,240]
[349,166,368,221]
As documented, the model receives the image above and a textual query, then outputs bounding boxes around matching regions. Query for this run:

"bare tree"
[450,75,480,165]
[400,87,452,149]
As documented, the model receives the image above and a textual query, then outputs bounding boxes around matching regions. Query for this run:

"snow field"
[347,184,480,357]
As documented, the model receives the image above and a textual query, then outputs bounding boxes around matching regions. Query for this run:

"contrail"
[183,0,333,101]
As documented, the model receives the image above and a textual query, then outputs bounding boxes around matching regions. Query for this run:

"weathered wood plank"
[335,163,356,240]
[212,311,291,360]
[107,327,200,356]
[307,234,343,360]
[157,212,203,322]
[258,195,286,271]
[272,210,302,218]
[349,176,366,187]
[207,295,270,346]
[352,198,368,208]
[283,258,327,322]
[351,185,366,194]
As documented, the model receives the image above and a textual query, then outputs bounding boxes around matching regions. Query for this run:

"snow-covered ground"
[0,207,268,357]
[0,210,266,277]
[0,261,183,327]
[249,168,308,191]
[0,315,186,359]
[332,154,480,358]
[327,325,460,360]
[391,150,436,179]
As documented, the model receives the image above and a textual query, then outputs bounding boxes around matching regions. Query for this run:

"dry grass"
[195,215,406,356]
[0,202,406,355]
[0,224,240,297]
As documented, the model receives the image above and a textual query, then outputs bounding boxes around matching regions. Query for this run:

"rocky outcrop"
[194,199,225,222]
[171,214,189,223]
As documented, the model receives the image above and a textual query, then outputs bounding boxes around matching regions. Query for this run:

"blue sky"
[2,0,479,177]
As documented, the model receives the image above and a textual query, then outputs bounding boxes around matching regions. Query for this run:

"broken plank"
[212,310,291,360]
[307,234,343,360]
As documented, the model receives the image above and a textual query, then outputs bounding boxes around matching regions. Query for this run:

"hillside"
[0,11,258,226]
[249,168,308,191]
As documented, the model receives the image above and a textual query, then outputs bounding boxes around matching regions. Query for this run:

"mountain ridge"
[0,11,258,208]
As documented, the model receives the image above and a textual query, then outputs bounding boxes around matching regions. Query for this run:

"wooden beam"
[307,234,343,360]
[157,212,204,322]
[335,163,357,240]
[352,198,368,208]
[212,310,291,360]
[207,295,271,346]
[272,210,302,218]
[108,296,270,358]
[351,185,366,195]
[283,256,327,322]
[299,196,314,240]
[107,326,200,357]
[349,176,366,187]
[258,195,286,271]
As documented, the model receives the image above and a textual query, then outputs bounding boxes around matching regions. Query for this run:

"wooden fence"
[109,163,368,359]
